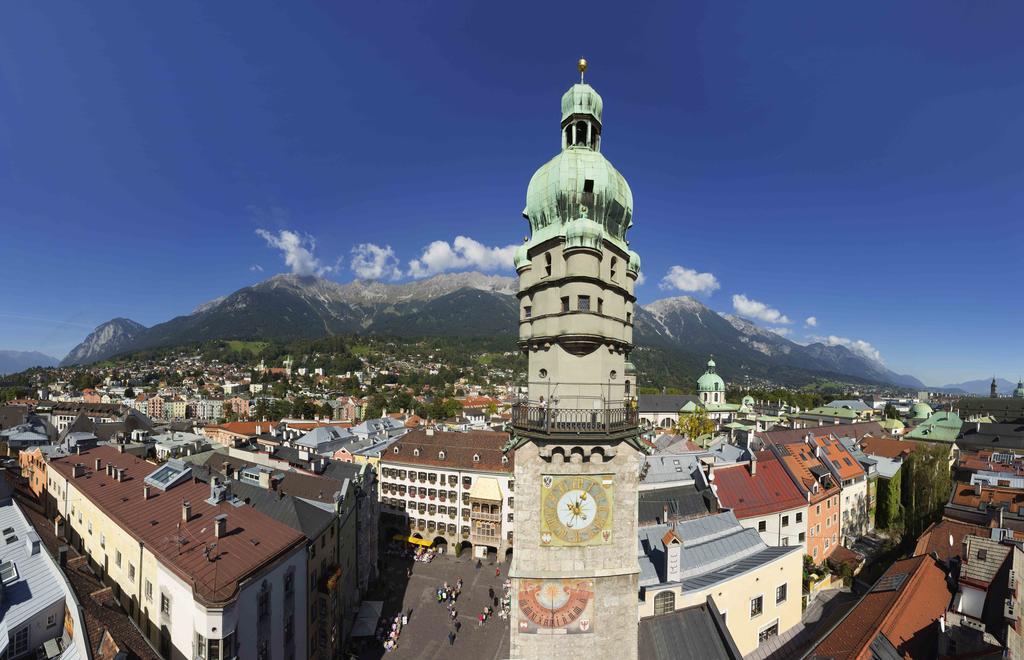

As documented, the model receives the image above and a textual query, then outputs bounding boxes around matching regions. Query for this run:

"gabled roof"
[637,394,701,413]
[638,600,741,660]
[712,453,806,519]
[860,436,918,460]
[813,435,866,481]
[810,555,950,660]
[49,445,305,606]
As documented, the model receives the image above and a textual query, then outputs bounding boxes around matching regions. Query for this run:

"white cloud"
[768,327,792,337]
[805,316,817,327]
[635,271,646,286]
[658,265,720,294]
[255,229,338,276]
[408,236,518,278]
[731,294,792,324]
[351,243,402,280]
[250,264,264,272]
[813,334,885,364]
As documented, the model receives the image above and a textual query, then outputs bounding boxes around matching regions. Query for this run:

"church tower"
[508,60,643,660]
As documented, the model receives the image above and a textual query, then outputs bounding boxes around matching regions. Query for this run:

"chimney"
[258,471,271,489]
[665,529,683,583]
[143,484,151,500]
[94,458,102,471]
[222,461,233,479]
[76,444,82,455]
[182,501,192,522]
[426,428,434,436]
[975,482,982,496]
[118,444,125,453]
[214,514,227,538]
[72,463,85,478]
[256,425,262,435]
[662,504,669,524]
[116,468,125,482]
[58,545,68,567]
[749,455,757,476]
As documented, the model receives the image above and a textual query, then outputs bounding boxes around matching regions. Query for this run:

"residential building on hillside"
[378,429,514,559]
[47,447,308,659]
[711,452,808,550]
[637,511,803,656]
[0,492,91,660]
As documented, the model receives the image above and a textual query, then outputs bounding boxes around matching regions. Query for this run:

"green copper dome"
[1014,380,1024,398]
[524,149,633,240]
[627,249,641,274]
[909,402,933,419]
[697,358,725,393]
[522,75,633,248]
[513,242,531,270]
[564,217,605,250]
[561,83,603,125]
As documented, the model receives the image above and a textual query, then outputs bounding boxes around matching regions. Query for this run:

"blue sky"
[1,1,1022,385]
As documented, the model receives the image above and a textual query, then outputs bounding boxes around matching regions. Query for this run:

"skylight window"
[0,560,17,584]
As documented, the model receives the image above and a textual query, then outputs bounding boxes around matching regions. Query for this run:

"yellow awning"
[391,534,433,547]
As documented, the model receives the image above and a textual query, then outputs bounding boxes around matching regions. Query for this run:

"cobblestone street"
[355,551,511,659]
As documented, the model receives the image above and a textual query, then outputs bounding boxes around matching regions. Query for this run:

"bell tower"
[508,59,643,660]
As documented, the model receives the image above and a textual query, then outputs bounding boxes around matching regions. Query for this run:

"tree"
[124,387,135,399]
[883,403,899,419]
[903,443,952,539]
[875,471,903,530]
[676,408,715,441]
[317,402,335,419]
[290,397,317,420]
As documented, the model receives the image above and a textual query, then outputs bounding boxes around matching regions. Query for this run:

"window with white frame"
[750,595,763,618]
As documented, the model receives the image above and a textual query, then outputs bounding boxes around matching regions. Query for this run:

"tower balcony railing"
[510,399,638,437]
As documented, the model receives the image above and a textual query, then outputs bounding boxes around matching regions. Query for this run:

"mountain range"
[938,377,1018,396]
[0,350,59,375]
[58,272,924,388]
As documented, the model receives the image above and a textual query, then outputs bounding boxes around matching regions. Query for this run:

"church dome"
[564,217,604,250]
[697,358,725,393]
[909,402,933,419]
[1014,380,1024,398]
[561,83,603,125]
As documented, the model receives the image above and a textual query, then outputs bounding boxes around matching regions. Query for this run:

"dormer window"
[413,448,420,457]
[473,454,480,463]
[501,456,509,466]
[393,447,399,454]
[438,450,446,460]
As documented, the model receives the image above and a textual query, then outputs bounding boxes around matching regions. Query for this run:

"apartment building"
[712,452,808,550]
[812,435,871,539]
[378,429,514,559]
[771,441,842,564]
[47,446,308,660]
[637,511,803,656]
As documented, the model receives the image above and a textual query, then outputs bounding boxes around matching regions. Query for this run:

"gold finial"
[578,58,588,83]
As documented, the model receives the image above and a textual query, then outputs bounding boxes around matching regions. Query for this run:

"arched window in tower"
[576,120,589,147]
[654,590,676,616]
[625,380,631,395]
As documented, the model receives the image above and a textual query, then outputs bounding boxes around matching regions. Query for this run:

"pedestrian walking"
[406,567,412,578]
[495,567,501,577]
[454,620,462,633]
[448,631,456,646]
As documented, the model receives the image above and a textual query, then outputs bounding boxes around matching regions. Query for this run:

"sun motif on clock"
[517,578,595,634]
[540,474,613,546]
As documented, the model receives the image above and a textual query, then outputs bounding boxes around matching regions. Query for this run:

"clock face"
[540,475,613,546]
[516,578,595,634]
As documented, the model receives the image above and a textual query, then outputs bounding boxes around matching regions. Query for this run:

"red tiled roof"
[386,430,512,472]
[914,519,991,563]
[950,481,1024,515]
[775,443,836,504]
[860,436,918,460]
[812,554,950,660]
[49,446,305,606]
[713,454,807,519]
[814,435,866,481]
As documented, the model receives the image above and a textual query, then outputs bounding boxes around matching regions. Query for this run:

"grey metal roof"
[638,394,701,413]
[638,511,801,591]
[294,425,355,450]
[0,498,82,658]
[638,600,741,660]
[826,399,872,412]
[957,423,1024,451]
[642,453,703,485]
[639,485,714,524]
